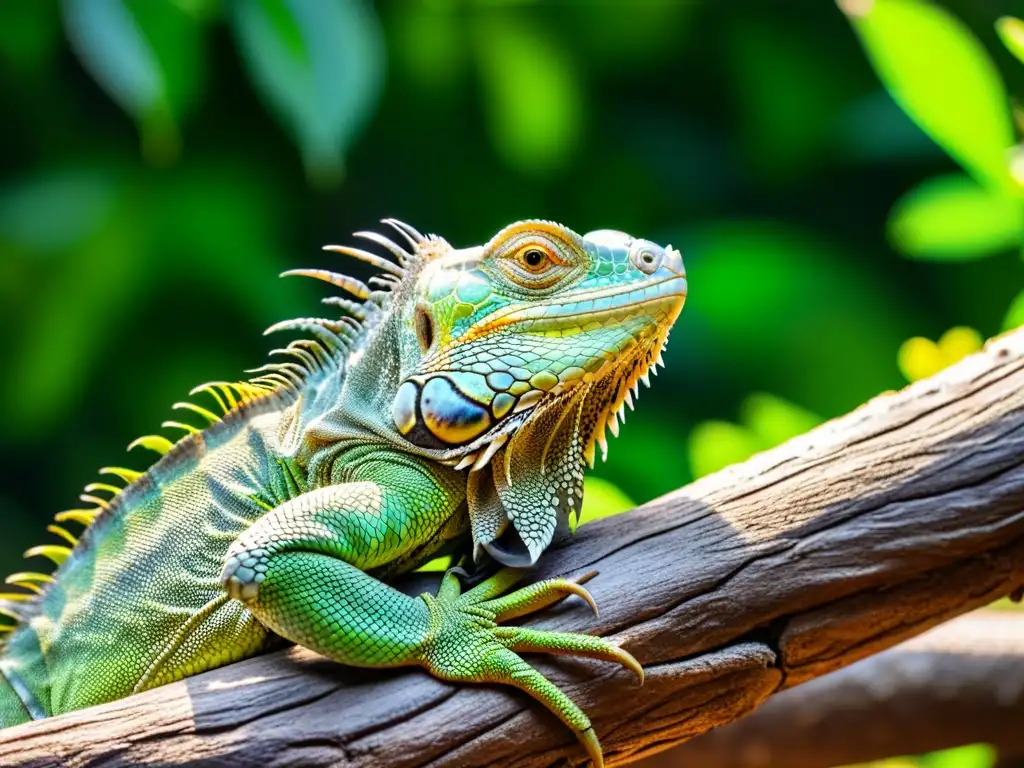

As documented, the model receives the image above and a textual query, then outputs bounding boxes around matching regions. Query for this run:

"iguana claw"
[417,568,641,767]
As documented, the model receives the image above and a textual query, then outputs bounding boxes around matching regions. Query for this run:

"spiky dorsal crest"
[0,220,426,640]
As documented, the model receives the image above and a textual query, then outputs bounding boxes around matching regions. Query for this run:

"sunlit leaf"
[1004,287,1024,330]
[231,0,385,186]
[898,336,944,381]
[987,595,1024,611]
[577,477,636,528]
[61,0,206,164]
[688,420,761,479]
[919,743,995,768]
[473,15,584,176]
[897,326,983,382]
[937,326,984,362]
[996,17,1024,66]
[0,168,118,252]
[840,0,1017,191]
[888,173,1024,260]
[688,393,821,479]
[741,393,821,448]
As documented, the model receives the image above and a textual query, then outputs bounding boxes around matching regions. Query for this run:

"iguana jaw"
[425,276,686,473]
[461,271,686,341]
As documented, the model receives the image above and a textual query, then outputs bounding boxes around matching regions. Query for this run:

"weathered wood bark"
[3,328,1024,768]
[638,609,1024,768]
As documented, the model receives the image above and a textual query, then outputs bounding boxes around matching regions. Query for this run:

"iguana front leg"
[219,478,640,767]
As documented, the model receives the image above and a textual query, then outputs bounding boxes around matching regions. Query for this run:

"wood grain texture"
[638,609,1024,768]
[2,327,1024,768]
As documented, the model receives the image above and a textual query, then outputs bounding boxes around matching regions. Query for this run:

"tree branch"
[636,609,1024,768]
[3,328,1024,768]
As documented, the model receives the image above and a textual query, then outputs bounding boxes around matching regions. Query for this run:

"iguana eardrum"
[0,219,686,766]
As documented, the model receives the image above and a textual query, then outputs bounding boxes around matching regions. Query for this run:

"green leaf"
[0,168,118,252]
[888,173,1024,260]
[61,0,206,164]
[997,16,1024,66]
[1004,287,1024,331]
[741,393,821,448]
[688,394,821,479]
[577,477,636,527]
[688,421,762,479]
[919,743,995,768]
[840,0,1017,192]
[473,15,584,176]
[231,0,385,186]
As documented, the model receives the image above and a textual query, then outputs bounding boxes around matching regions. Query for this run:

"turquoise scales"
[0,219,687,766]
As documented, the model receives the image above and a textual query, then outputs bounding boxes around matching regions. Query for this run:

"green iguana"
[0,219,686,766]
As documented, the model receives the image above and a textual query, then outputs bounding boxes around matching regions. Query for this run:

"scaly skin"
[0,220,686,766]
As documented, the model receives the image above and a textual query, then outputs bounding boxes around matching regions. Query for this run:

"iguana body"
[0,220,686,765]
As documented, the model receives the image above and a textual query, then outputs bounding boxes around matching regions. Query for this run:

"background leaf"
[1004,288,1024,330]
[0,168,117,252]
[230,0,385,185]
[996,16,1024,66]
[888,173,1024,259]
[840,0,1017,192]
[897,326,983,382]
[472,14,584,176]
[62,0,205,164]
[688,421,762,479]
[919,743,995,768]
[577,477,636,527]
[688,393,821,478]
[741,393,822,447]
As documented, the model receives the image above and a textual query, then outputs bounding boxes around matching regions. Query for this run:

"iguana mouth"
[504,274,687,329]
[461,273,686,341]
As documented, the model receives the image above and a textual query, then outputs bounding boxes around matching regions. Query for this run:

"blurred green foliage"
[689,393,821,478]
[1,1,1023,763]
[841,0,1024,331]
[846,743,996,768]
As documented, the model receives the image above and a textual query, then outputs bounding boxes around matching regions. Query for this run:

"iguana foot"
[417,568,642,768]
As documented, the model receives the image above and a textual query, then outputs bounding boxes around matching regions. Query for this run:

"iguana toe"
[416,567,640,767]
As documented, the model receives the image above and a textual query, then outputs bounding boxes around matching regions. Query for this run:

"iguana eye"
[497,242,570,289]
[521,248,548,271]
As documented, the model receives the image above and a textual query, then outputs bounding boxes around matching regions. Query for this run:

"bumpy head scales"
[375,219,687,566]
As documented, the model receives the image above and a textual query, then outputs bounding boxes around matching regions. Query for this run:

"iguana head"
[387,220,687,565]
